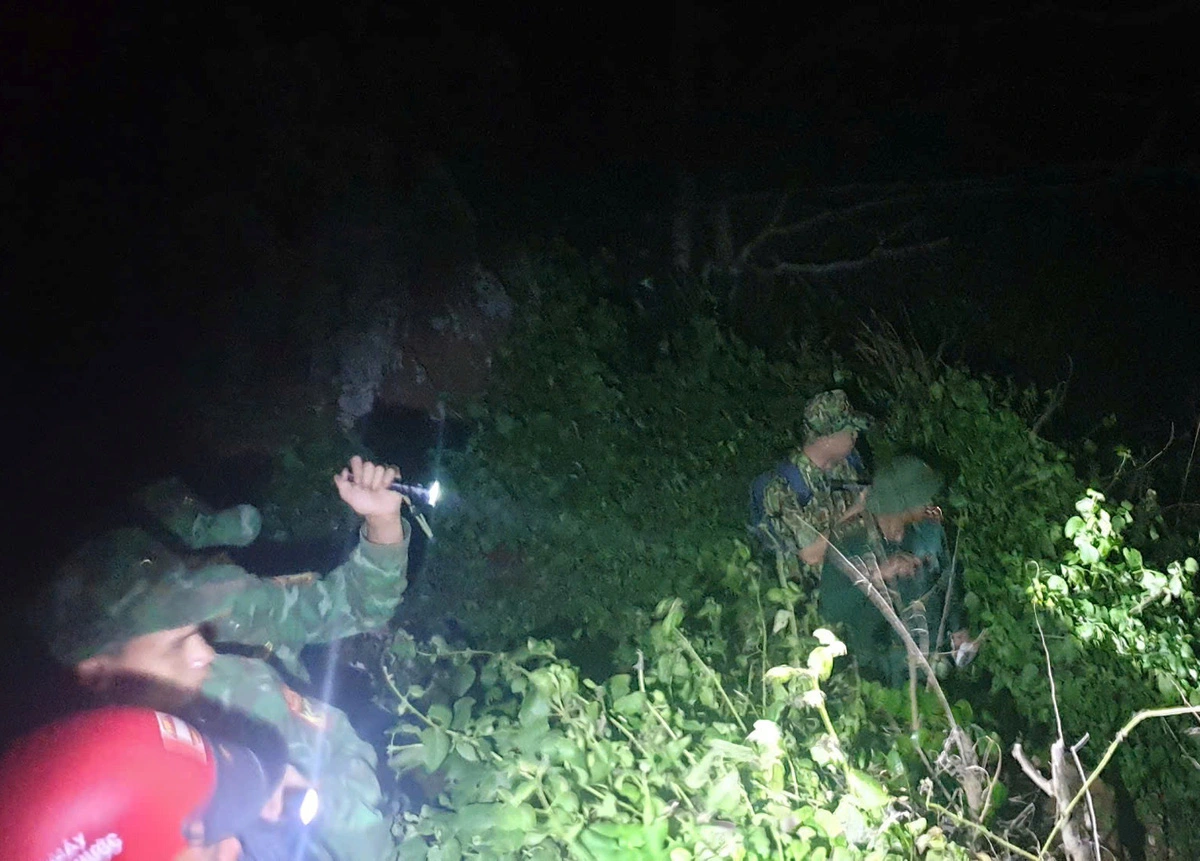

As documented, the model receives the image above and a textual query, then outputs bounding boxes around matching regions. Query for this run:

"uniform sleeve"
[213,520,411,651]
[762,476,823,550]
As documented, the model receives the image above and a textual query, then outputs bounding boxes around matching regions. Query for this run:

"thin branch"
[1103,422,1177,495]
[935,529,961,659]
[771,238,950,277]
[1029,356,1073,441]
[1040,705,1200,858]
[826,542,986,819]
[735,191,794,265]
[925,800,1043,861]
[1012,742,1054,797]
[1180,415,1200,503]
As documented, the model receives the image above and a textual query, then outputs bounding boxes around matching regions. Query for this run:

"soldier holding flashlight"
[34,457,411,861]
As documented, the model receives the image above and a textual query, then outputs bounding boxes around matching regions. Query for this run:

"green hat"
[866,456,943,516]
[803,389,872,442]
[37,528,248,665]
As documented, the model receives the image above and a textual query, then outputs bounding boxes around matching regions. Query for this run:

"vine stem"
[826,542,986,819]
[1039,704,1200,858]
[380,659,504,764]
[925,801,1041,861]
[674,631,749,733]
[607,714,700,815]
[381,662,438,731]
[634,650,683,743]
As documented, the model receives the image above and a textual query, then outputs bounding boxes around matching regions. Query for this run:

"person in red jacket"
[0,706,297,861]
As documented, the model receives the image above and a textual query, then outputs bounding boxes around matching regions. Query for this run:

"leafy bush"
[385,596,978,860]
[384,248,1200,853]
[860,342,1200,852]
[409,247,838,653]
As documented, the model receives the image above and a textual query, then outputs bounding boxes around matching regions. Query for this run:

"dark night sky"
[3,2,1200,567]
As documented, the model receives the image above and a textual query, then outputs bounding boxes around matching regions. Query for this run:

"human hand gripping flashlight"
[390,479,440,540]
[345,472,441,539]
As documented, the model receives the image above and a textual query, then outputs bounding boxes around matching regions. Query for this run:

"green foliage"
[862,355,1200,851]
[260,425,364,540]
[388,247,1200,852]
[860,362,1084,722]
[1028,490,1200,844]
[413,246,839,651]
[384,598,975,860]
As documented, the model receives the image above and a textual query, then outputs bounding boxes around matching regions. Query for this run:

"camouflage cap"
[36,527,249,665]
[803,389,872,442]
[866,456,943,516]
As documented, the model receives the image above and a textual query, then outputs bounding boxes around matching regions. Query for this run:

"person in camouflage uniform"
[36,456,410,861]
[758,390,873,579]
[818,455,977,685]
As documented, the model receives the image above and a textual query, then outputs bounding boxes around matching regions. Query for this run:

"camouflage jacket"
[760,448,867,568]
[195,655,394,861]
[199,525,410,860]
[212,523,411,680]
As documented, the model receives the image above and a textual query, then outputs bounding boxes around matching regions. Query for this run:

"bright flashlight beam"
[427,480,441,507]
[298,788,320,825]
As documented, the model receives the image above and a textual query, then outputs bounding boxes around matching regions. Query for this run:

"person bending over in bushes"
[818,455,981,686]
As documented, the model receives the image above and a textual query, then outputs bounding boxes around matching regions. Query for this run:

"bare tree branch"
[1012,742,1055,797]
[770,238,950,277]
[1029,356,1073,441]
[826,543,987,820]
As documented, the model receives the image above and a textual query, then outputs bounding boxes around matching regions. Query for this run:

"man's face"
[824,429,857,462]
[78,623,216,702]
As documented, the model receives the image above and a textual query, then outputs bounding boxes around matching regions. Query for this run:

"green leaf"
[607,674,632,701]
[397,836,430,860]
[421,726,451,772]
[811,807,843,838]
[451,697,476,731]
[519,689,551,726]
[428,703,453,728]
[450,664,477,697]
[612,691,647,715]
[846,769,890,811]
[704,770,744,815]
[388,743,427,772]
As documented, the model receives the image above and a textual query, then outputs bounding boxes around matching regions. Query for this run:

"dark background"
[4,1,1200,588]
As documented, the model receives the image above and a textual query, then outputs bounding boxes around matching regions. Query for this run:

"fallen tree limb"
[770,238,950,277]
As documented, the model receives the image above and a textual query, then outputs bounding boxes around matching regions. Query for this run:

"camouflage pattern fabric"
[198,655,394,861]
[213,527,410,680]
[205,526,410,861]
[802,389,872,442]
[41,528,249,664]
[40,520,411,861]
[137,476,263,549]
[760,448,867,574]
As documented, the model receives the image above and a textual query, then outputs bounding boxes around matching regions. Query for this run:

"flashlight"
[284,787,320,827]
[389,480,441,507]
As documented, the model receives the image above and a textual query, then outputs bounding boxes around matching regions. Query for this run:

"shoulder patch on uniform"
[155,711,208,763]
[270,571,319,588]
[281,684,328,730]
